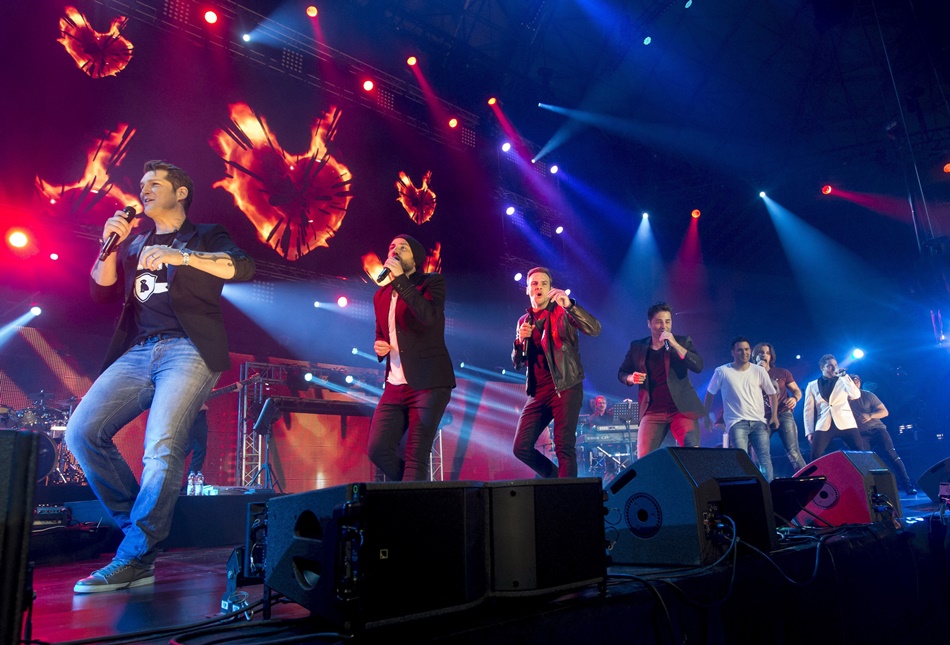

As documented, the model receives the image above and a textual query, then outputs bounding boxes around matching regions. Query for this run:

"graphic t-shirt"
[133,231,186,343]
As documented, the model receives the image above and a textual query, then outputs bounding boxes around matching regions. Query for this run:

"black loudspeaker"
[604,447,776,566]
[265,481,488,631]
[916,456,950,504]
[0,430,39,645]
[793,451,901,526]
[488,478,605,596]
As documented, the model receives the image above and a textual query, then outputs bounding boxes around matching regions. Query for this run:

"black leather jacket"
[512,299,601,395]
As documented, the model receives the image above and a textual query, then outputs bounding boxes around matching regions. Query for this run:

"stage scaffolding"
[236,361,293,487]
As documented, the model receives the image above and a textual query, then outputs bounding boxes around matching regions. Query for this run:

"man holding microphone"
[802,354,867,461]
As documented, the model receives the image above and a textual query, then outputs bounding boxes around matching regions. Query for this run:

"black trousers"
[809,424,867,461]
[512,382,584,478]
[861,425,913,488]
[368,383,452,481]
[184,409,208,474]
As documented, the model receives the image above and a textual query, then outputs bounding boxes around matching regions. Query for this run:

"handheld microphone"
[376,267,391,283]
[99,206,137,261]
[664,339,671,351]
[522,313,535,359]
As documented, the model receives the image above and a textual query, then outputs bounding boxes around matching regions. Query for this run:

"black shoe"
[904,486,918,496]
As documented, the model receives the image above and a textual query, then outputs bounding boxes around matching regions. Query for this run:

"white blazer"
[803,375,861,435]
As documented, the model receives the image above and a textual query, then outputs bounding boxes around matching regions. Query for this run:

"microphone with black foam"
[99,206,137,261]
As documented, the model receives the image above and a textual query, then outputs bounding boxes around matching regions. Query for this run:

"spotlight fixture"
[407,56,417,66]
[505,206,516,216]
[351,347,358,354]
[821,185,832,195]
[487,97,497,106]
[459,362,465,369]
[643,36,651,45]
[313,301,321,308]
[642,212,649,220]
[514,272,522,281]
[362,79,374,91]
[759,191,766,198]
[549,165,559,174]
[555,226,564,235]
[851,348,865,359]
[30,306,42,316]
[50,253,59,261]
[337,296,348,307]
[203,10,218,24]
[242,34,251,42]
[691,209,701,219]
[501,142,511,152]
[448,118,458,128]
[306,5,318,18]
[944,163,950,173]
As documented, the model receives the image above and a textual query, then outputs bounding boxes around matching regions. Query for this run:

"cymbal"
[29,391,57,401]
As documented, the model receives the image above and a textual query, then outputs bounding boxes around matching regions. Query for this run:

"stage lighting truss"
[99,0,479,150]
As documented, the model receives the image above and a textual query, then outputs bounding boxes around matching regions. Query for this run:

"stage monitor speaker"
[793,451,901,526]
[604,447,776,567]
[488,478,605,596]
[264,481,488,631]
[0,430,39,645]
[916,456,950,504]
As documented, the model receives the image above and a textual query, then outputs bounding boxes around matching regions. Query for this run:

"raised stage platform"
[21,484,950,645]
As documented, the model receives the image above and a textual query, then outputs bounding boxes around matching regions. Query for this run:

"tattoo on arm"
[193,251,234,267]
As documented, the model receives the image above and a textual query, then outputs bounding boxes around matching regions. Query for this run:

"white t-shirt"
[707,363,776,430]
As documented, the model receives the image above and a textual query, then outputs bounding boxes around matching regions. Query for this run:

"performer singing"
[802,354,867,460]
[67,160,255,593]
[367,235,455,481]
[618,302,706,458]
[511,267,601,478]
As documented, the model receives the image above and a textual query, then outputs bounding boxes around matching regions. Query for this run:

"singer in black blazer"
[618,334,706,457]
[368,270,455,480]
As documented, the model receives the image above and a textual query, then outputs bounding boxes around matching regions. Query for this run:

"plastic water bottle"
[194,471,204,496]
[186,472,195,496]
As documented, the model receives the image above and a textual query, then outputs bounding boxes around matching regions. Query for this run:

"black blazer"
[374,271,456,391]
[92,219,256,373]
[617,335,706,419]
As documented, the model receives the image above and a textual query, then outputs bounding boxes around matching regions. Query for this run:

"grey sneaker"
[73,560,155,593]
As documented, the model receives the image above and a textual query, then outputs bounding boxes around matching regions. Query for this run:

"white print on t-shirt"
[134,272,169,303]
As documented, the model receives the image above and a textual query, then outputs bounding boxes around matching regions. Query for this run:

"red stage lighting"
[407,56,417,66]
[944,163,950,173]
[691,209,701,219]
[821,185,832,195]
[362,79,374,91]
[306,5,318,18]
[448,118,458,128]
[8,230,28,248]
[203,10,218,24]
[337,296,348,308]
[487,97,497,106]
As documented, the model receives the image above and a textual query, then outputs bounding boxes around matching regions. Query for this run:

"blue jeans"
[729,419,773,481]
[66,338,219,567]
[774,410,806,472]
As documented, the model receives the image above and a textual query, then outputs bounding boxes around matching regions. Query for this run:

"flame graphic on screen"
[35,123,140,218]
[395,171,437,224]
[210,103,353,261]
[58,6,133,79]
[361,242,442,284]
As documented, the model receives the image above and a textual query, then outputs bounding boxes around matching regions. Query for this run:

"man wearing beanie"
[367,235,455,480]
[512,266,601,477]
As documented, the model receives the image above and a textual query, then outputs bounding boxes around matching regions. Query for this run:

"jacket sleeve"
[842,375,861,400]
[512,315,527,370]
[803,383,816,436]
[391,273,445,327]
[565,300,601,337]
[203,224,256,282]
[677,336,704,373]
[618,342,637,385]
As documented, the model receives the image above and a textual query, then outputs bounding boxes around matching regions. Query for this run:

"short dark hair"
[647,302,672,321]
[730,336,750,349]
[819,354,836,368]
[143,160,194,214]
[752,342,776,365]
[526,267,553,284]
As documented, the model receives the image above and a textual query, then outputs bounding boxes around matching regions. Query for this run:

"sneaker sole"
[73,575,155,594]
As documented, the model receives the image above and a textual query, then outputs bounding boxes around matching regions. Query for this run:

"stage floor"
[24,492,949,645]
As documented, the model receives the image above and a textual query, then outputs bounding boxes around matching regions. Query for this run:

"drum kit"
[0,391,85,484]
